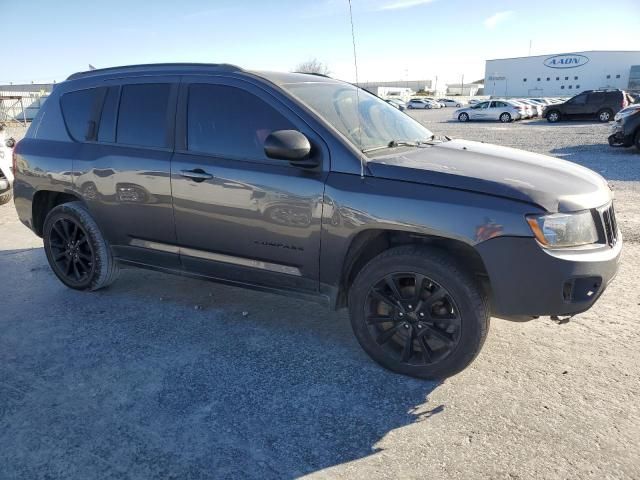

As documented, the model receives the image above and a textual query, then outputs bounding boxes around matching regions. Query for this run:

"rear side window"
[117,84,171,148]
[588,93,605,104]
[187,84,294,160]
[60,88,103,141]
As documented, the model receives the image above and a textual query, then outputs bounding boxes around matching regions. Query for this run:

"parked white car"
[0,125,15,205]
[407,98,442,109]
[454,100,522,123]
[437,98,463,107]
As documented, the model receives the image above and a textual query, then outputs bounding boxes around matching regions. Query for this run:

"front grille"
[599,204,619,246]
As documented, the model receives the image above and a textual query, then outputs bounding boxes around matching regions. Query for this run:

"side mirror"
[264,130,311,162]
[5,137,15,148]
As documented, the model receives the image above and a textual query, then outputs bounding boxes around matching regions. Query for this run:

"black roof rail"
[66,63,243,81]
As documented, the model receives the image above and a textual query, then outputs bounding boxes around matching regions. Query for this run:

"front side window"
[571,93,587,104]
[117,83,171,148]
[280,81,433,153]
[187,84,294,160]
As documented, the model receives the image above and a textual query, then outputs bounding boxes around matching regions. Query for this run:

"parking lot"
[1,110,639,479]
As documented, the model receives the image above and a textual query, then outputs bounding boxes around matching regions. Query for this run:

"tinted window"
[60,88,102,141]
[98,86,120,143]
[571,94,587,104]
[588,93,605,104]
[188,84,295,160]
[495,101,507,107]
[476,102,489,108]
[117,84,171,147]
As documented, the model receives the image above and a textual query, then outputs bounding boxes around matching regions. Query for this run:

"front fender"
[319,173,538,288]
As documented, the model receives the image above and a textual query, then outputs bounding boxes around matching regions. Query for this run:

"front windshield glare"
[282,82,434,153]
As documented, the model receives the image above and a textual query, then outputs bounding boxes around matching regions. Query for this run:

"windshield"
[281,81,434,154]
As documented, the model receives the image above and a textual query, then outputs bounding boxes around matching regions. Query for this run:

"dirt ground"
[1,111,639,479]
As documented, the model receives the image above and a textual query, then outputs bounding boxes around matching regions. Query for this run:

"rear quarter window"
[60,88,103,141]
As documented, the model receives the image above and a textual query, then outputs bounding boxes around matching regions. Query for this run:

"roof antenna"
[348,0,365,180]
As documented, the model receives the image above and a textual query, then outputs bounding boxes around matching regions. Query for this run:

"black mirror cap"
[264,130,312,162]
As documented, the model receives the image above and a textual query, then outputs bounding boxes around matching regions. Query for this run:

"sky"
[3,0,640,86]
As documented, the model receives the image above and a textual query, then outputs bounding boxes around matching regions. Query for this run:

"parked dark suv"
[544,89,631,123]
[13,64,622,379]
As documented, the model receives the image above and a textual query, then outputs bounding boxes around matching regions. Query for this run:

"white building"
[484,51,640,98]
[445,83,483,97]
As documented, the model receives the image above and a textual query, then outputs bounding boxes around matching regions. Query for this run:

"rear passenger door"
[72,76,180,268]
[170,77,329,293]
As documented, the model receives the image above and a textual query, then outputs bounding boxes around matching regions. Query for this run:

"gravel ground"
[1,111,639,479]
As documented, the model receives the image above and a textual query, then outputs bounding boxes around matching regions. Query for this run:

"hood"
[366,139,611,212]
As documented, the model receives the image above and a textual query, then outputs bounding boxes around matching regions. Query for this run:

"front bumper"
[608,122,634,147]
[476,236,622,320]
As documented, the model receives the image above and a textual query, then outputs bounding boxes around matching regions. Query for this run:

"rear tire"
[597,109,613,123]
[348,246,490,379]
[635,130,640,151]
[43,201,119,291]
[458,112,469,122]
[499,112,512,123]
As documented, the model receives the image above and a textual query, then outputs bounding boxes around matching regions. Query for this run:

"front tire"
[458,112,469,122]
[546,110,560,123]
[348,246,490,379]
[43,201,119,291]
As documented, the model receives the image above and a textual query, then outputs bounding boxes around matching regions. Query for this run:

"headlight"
[614,108,640,121]
[526,210,598,248]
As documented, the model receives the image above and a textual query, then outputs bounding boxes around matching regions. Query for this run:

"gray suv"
[13,64,622,379]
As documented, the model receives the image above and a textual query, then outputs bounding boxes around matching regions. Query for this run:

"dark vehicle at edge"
[608,104,640,150]
[12,63,622,379]
[544,89,631,123]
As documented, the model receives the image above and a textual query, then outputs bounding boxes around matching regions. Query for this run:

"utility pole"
[461,74,464,96]
[528,40,532,56]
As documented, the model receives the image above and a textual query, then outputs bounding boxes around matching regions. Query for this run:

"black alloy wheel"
[48,216,95,286]
[364,273,461,366]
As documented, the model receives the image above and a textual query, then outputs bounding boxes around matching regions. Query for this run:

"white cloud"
[483,10,514,29]
[378,0,436,11]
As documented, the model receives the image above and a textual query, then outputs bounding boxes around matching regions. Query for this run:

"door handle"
[180,169,213,182]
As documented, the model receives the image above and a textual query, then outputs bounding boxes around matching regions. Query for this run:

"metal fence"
[0,91,49,125]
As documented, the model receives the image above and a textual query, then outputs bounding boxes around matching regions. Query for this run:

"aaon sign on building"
[543,54,590,69]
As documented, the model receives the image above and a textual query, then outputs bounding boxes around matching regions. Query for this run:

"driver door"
[471,102,490,119]
[563,93,588,116]
[170,77,329,293]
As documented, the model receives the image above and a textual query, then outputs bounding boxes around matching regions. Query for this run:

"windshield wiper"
[361,139,425,153]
